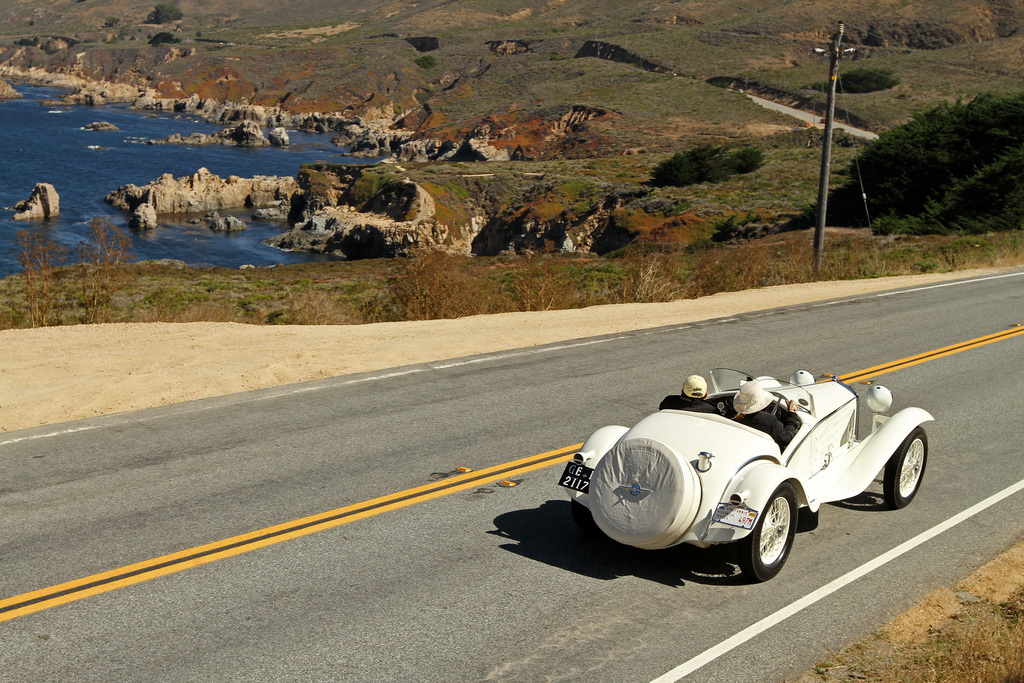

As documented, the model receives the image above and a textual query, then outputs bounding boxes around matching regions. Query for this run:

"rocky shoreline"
[0,66,610,164]
[3,66,788,260]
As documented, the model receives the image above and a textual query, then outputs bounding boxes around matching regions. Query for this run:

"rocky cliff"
[265,164,645,259]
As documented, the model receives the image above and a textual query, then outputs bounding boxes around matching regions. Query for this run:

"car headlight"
[867,385,893,413]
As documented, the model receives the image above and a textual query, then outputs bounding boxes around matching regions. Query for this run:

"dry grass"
[2,229,1022,330]
[803,586,1024,683]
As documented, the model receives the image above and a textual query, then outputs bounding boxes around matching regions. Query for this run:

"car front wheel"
[737,482,798,582]
[883,427,927,509]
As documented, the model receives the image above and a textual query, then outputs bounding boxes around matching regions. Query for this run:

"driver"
[660,375,717,413]
[732,379,801,449]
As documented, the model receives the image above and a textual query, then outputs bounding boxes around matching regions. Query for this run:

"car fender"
[577,425,629,467]
[819,406,934,504]
[567,425,629,506]
[698,460,808,543]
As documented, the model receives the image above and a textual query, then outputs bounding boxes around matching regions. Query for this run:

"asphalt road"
[2,270,1023,682]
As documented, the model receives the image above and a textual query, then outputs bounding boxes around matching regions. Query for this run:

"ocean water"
[0,84,374,277]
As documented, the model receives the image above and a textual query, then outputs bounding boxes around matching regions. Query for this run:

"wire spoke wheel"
[759,496,791,566]
[883,427,928,509]
[898,438,925,498]
[738,482,798,582]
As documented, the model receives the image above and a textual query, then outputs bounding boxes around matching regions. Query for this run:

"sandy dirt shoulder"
[0,268,1009,433]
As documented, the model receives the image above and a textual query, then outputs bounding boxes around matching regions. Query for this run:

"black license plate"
[558,462,593,493]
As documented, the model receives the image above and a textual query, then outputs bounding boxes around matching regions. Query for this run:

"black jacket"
[735,409,801,449]
[659,394,718,413]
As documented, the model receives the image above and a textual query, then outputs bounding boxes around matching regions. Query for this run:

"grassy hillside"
[2,0,1021,156]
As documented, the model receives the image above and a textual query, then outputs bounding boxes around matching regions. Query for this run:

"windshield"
[709,368,756,393]
[709,368,814,413]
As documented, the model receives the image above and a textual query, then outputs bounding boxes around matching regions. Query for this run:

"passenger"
[732,379,801,449]
[660,375,717,414]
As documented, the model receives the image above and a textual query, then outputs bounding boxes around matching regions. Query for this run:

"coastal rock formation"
[131,91,356,134]
[106,167,298,216]
[340,120,522,162]
[62,81,142,106]
[266,171,455,258]
[84,121,119,131]
[13,183,60,220]
[264,165,645,259]
[206,211,248,232]
[129,203,158,229]
[0,79,21,99]
[268,127,290,147]
[265,205,456,258]
[146,120,270,147]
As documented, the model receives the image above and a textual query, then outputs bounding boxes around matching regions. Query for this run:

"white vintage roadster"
[558,369,932,581]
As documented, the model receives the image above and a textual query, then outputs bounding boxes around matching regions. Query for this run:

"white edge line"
[875,271,1024,297]
[0,425,99,448]
[650,476,1024,683]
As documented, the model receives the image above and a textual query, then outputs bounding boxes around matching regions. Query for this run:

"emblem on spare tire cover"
[614,483,653,501]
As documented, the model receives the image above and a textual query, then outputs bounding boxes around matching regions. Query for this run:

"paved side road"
[744,92,880,140]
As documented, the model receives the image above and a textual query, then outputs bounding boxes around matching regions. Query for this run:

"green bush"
[146,3,184,24]
[730,147,765,174]
[414,55,438,69]
[651,144,764,187]
[811,67,899,94]
[827,93,1024,234]
[148,32,180,46]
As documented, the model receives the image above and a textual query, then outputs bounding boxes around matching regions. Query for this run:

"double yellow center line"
[3,324,1023,622]
[838,325,1024,384]
[0,445,579,622]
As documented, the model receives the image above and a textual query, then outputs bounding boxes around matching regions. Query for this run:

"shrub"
[839,67,900,94]
[827,93,1024,234]
[730,147,765,174]
[651,145,763,187]
[149,32,180,45]
[375,251,489,321]
[414,55,438,69]
[74,218,134,323]
[14,230,68,327]
[145,3,184,24]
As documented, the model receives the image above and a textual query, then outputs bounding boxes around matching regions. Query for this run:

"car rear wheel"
[570,499,601,536]
[883,427,927,509]
[737,482,798,582]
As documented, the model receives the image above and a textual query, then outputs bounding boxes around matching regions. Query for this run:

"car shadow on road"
[829,490,888,512]
[489,500,750,588]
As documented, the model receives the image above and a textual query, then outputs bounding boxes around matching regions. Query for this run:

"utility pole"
[813,22,845,274]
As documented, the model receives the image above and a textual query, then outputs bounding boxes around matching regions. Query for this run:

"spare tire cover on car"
[590,437,701,549]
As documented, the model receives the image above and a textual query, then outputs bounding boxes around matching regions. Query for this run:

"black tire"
[737,482,798,582]
[571,499,601,536]
[883,427,928,509]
